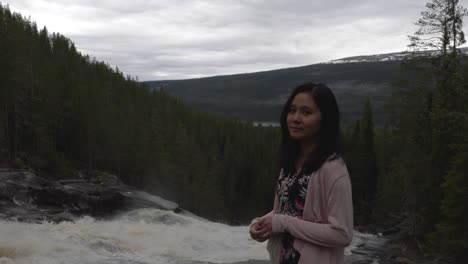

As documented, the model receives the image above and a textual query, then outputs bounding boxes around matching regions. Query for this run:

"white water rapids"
[0,208,268,264]
[0,208,380,264]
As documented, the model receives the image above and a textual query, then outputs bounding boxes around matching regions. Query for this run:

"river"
[0,207,388,264]
[0,170,392,264]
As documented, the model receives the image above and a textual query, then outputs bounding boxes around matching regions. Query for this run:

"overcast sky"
[4,0,468,80]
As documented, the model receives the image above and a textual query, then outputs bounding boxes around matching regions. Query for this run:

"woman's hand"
[249,216,273,242]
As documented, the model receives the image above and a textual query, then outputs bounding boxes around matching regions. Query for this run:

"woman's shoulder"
[320,154,349,182]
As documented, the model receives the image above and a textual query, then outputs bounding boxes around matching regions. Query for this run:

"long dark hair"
[280,82,341,176]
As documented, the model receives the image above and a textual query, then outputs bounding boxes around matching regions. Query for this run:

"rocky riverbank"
[349,227,456,264]
[0,168,178,223]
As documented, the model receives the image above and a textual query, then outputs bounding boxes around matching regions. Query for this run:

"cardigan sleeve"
[271,175,353,248]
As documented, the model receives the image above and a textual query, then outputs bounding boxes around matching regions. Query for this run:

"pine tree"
[408,0,467,55]
[351,99,378,225]
[361,99,378,208]
[429,57,468,259]
[403,0,468,258]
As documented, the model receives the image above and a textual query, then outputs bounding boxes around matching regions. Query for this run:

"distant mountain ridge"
[144,49,463,125]
[324,47,468,64]
[324,51,409,64]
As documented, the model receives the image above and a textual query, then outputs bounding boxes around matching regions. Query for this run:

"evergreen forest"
[0,3,279,222]
[0,0,467,262]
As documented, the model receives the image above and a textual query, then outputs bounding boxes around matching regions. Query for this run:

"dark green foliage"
[343,98,378,226]
[379,57,439,236]
[366,0,468,259]
[428,55,468,259]
[343,54,467,260]
[430,114,468,259]
[0,4,280,223]
[342,2,468,260]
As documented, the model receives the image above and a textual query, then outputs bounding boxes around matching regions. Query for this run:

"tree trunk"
[452,0,457,54]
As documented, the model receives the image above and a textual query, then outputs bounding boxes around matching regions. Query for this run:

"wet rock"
[351,249,369,255]
[396,256,418,264]
[382,227,401,236]
[351,260,374,264]
[0,169,179,223]
[345,232,402,264]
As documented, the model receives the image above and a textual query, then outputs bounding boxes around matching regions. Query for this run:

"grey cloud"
[5,0,468,80]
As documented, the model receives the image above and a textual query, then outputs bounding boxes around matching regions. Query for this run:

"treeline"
[347,56,468,262]
[0,4,279,223]
[342,0,468,261]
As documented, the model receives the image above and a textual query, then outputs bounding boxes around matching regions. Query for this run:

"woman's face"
[287,92,321,142]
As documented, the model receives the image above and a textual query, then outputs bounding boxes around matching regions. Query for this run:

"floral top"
[276,171,312,264]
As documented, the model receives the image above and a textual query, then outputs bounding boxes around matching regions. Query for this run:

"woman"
[249,82,353,264]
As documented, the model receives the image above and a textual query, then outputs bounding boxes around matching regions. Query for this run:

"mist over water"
[0,209,268,264]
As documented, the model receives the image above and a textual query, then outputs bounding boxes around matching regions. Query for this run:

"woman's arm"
[271,175,353,248]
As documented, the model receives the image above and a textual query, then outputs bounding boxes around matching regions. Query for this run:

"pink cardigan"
[264,157,353,264]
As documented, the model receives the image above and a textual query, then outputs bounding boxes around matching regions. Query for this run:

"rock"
[344,254,373,264]
[351,249,369,256]
[351,260,374,264]
[0,169,178,223]
[382,227,401,236]
[385,244,401,258]
[82,170,123,185]
[120,189,179,211]
[396,256,418,264]
[356,242,366,248]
